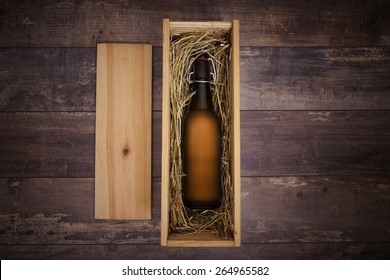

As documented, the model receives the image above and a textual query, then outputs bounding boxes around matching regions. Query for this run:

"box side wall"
[170,21,232,34]
[231,20,241,246]
[161,19,171,246]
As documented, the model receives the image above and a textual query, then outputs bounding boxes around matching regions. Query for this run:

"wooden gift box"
[161,19,241,247]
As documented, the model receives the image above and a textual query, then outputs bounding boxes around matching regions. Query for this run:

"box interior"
[161,19,240,247]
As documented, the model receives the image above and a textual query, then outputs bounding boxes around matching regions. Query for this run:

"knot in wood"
[122,146,130,157]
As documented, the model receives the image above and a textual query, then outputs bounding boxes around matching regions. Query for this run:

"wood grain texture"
[0,0,389,260]
[0,178,161,245]
[160,19,170,246]
[0,178,95,222]
[0,213,160,245]
[169,21,232,33]
[0,0,389,47]
[0,112,95,177]
[167,232,236,247]
[240,47,390,110]
[0,48,96,112]
[0,112,161,178]
[241,111,390,176]
[1,111,389,178]
[95,44,152,220]
[2,243,390,260]
[1,177,389,245]
[1,47,389,112]
[231,19,241,246]
[0,47,162,112]
[242,176,390,243]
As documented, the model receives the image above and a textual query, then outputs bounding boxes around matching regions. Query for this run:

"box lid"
[95,43,152,220]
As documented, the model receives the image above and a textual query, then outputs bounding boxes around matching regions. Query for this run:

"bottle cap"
[188,53,216,84]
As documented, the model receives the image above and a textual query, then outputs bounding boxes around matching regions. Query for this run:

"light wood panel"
[95,44,152,220]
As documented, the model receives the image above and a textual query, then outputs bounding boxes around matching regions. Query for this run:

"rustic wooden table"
[0,0,389,259]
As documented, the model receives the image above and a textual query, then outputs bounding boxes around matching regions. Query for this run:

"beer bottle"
[182,53,222,210]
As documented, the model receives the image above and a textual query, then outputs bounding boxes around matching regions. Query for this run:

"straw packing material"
[169,29,234,239]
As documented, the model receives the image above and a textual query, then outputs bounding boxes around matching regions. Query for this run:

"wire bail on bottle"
[188,53,217,85]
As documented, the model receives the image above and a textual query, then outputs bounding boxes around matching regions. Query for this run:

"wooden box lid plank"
[95,43,152,220]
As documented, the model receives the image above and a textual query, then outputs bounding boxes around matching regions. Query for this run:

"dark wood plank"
[0,0,389,47]
[242,176,390,243]
[1,47,389,112]
[0,112,161,177]
[0,213,160,245]
[1,176,389,244]
[1,243,390,259]
[0,48,163,112]
[241,47,390,110]
[0,178,161,241]
[1,111,390,177]
[0,178,96,222]
[0,48,96,112]
[0,178,162,246]
[242,111,390,176]
[0,112,96,177]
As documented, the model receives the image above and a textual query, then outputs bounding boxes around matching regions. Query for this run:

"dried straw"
[169,28,234,239]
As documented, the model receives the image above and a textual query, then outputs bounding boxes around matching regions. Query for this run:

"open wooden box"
[161,19,241,247]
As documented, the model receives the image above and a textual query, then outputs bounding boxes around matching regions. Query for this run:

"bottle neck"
[189,53,214,110]
[189,82,213,110]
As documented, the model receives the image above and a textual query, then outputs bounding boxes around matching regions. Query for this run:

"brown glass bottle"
[182,53,222,210]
